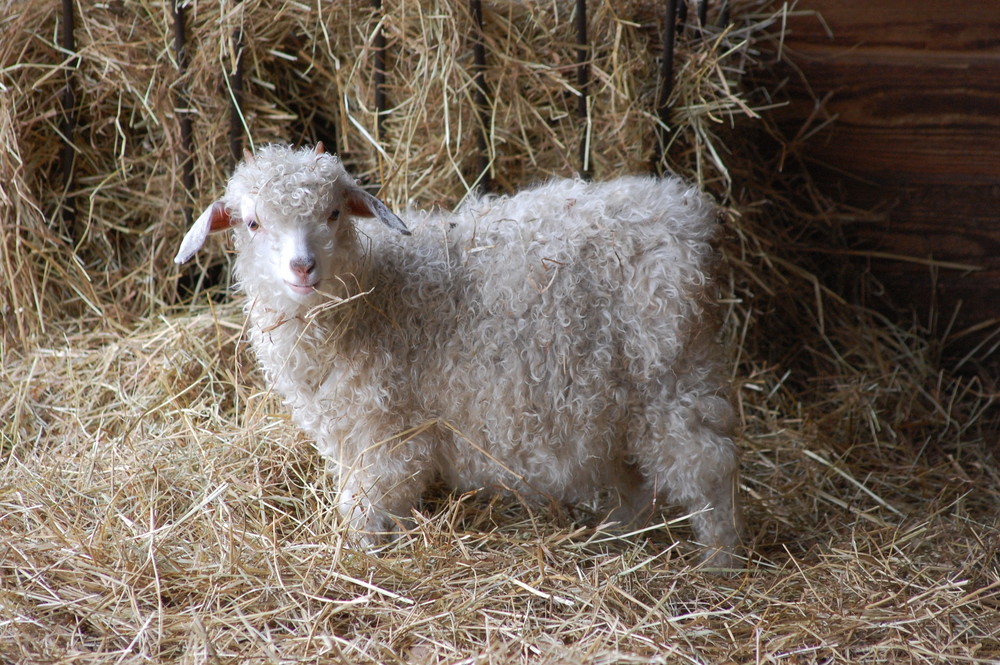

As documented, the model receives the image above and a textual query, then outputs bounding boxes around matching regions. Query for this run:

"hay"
[2,0,998,662]
[1,0,766,339]
[2,314,998,662]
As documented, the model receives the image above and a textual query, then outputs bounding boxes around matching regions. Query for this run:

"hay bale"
[2,0,766,343]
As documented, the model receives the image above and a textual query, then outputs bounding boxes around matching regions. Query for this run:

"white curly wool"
[176,144,742,564]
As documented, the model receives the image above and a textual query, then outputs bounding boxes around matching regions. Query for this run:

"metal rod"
[228,2,245,167]
[59,0,78,234]
[470,0,491,192]
[717,0,730,27]
[373,0,386,144]
[575,0,590,179]
[172,0,194,226]
[653,0,679,173]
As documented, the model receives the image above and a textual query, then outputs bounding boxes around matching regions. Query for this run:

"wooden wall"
[774,0,1000,348]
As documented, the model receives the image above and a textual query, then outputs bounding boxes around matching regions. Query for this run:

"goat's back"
[345,176,723,495]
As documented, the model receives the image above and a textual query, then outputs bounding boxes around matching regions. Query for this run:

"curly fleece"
[180,144,742,562]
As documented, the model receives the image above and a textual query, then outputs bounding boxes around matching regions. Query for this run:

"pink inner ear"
[345,190,374,218]
[208,202,233,232]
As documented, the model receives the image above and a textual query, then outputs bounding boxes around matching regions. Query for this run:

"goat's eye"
[329,209,341,223]
[246,218,260,232]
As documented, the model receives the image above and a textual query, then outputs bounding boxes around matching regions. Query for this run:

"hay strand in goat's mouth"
[2,0,998,663]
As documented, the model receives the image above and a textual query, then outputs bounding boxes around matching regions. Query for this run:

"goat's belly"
[436,427,618,503]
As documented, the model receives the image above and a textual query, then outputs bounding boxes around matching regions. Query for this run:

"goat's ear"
[344,187,410,236]
[174,201,234,264]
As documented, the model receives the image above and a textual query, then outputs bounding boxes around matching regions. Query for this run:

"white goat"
[175,143,742,564]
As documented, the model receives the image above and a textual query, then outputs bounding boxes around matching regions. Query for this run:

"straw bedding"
[2,1,997,663]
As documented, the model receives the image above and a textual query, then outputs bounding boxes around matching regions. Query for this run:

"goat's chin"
[284,281,318,298]
[245,277,319,310]
[278,282,325,307]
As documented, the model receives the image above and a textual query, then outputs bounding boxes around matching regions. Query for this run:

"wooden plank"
[770,0,1000,339]
[782,0,1000,53]
[842,183,1000,265]
[808,177,1000,330]
[773,57,1000,185]
[859,265,1000,341]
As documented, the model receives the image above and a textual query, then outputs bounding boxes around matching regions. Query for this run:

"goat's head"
[174,143,408,303]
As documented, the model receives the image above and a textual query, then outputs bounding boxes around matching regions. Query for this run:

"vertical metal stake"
[575,0,591,180]
[373,0,387,145]
[229,2,246,167]
[59,0,78,235]
[172,0,194,226]
[653,0,679,174]
[470,0,491,193]
[717,0,730,28]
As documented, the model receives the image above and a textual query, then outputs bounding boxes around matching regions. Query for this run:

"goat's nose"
[290,257,316,279]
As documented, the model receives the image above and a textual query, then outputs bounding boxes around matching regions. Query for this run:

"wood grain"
[774,0,1000,338]
[774,58,1000,185]
[782,0,1000,54]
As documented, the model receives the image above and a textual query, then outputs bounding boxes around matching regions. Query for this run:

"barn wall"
[774,0,1000,346]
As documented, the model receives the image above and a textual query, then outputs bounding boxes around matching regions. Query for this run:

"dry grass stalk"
[1,0,998,663]
[2,311,997,662]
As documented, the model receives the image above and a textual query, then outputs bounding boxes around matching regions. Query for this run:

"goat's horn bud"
[315,141,325,155]
[243,148,255,165]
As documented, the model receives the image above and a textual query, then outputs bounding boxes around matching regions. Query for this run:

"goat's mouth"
[284,280,318,296]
